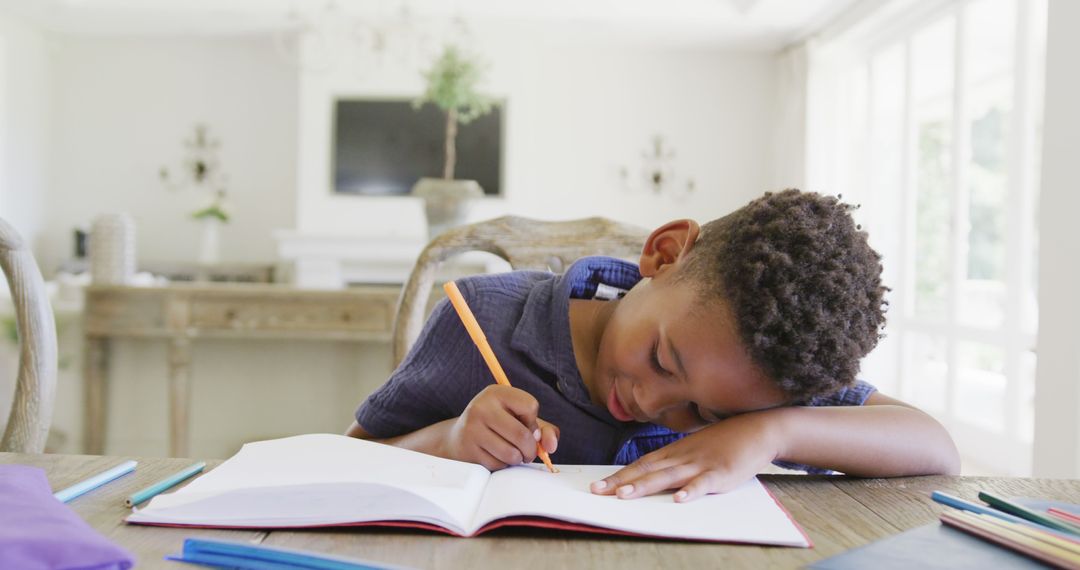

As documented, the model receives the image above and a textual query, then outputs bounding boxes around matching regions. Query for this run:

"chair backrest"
[0,218,57,453]
[392,215,649,367]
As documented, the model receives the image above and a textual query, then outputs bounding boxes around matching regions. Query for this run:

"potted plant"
[411,45,494,238]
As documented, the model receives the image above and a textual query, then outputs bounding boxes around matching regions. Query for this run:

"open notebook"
[126,434,810,546]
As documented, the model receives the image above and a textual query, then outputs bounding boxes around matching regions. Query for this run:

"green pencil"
[978,491,1080,537]
[125,462,206,508]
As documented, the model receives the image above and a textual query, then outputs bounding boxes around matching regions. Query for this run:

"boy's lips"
[607,381,636,422]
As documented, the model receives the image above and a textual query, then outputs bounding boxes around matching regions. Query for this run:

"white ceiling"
[0,0,861,50]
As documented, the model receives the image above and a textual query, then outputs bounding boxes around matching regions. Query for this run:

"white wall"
[31,33,306,457]
[0,10,51,247]
[18,21,783,458]
[0,9,52,436]
[1032,0,1080,478]
[43,34,297,274]
[296,22,779,240]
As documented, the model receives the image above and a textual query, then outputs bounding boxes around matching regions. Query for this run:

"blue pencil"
[168,538,412,570]
[126,461,206,507]
[931,491,1080,543]
[54,460,137,503]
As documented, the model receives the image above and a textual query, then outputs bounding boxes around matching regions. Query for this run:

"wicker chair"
[392,215,649,367]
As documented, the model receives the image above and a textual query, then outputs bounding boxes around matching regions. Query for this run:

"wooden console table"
[82,283,401,457]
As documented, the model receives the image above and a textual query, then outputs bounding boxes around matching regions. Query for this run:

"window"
[807,0,1047,475]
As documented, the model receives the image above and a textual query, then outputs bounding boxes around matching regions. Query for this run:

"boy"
[346,189,960,502]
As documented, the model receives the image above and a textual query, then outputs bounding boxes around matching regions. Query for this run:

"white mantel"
[275,230,427,288]
[275,230,510,289]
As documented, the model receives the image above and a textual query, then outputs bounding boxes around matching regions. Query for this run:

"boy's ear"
[639,219,701,278]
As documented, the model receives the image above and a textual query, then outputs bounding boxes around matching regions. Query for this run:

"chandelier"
[273,1,472,75]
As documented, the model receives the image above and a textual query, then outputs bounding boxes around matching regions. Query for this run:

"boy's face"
[589,271,790,433]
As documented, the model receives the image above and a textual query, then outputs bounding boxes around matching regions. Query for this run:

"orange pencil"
[443,281,558,474]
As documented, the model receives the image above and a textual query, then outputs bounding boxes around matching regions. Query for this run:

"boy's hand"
[447,384,560,471]
[590,411,781,502]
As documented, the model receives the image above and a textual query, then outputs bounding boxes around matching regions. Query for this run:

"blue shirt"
[356,256,877,471]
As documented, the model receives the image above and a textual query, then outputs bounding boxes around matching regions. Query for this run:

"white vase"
[410,178,484,239]
[89,213,136,285]
[198,217,221,265]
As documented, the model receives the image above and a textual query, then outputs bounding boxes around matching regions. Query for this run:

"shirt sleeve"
[354,296,485,438]
[770,379,879,474]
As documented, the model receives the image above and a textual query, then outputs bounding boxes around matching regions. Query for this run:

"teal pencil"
[125,461,206,508]
[978,491,1080,537]
[54,460,138,503]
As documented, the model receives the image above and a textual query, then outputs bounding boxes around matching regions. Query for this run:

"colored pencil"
[940,511,1080,568]
[443,281,558,473]
[1050,508,1080,526]
[932,491,1080,544]
[54,460,137,503]
[169,537,411,569]
[979,491,1080,537]
[974,512,1080,555]
[125,461,206,507]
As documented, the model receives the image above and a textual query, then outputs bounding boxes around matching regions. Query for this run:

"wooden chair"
[392,215,649,367]
[0,218,57,453]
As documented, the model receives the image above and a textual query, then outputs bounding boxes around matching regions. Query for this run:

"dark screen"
[332,99,502,196]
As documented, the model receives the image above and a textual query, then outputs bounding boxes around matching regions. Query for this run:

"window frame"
[807,0,1045,475]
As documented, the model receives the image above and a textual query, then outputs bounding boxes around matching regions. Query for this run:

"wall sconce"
[619,134,695,197]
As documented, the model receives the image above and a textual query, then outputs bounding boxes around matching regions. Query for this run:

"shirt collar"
[511,256,642,412]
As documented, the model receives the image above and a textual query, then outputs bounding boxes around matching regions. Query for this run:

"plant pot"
[410,178,484,238]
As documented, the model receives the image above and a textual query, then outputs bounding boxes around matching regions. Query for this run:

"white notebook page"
[471,464,808,546]
[127,434,490,532]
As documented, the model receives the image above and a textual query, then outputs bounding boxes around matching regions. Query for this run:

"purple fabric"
[0,465,134,570]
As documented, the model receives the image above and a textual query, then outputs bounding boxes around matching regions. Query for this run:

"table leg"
[83,336,109,454]
[168,336,192,458]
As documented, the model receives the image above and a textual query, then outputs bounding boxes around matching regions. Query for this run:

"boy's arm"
[591,392,960,502]
[346,418,457,459]
[767,391,960,477]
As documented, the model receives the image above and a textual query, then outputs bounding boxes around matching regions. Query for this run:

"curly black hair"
[678,189,888,401]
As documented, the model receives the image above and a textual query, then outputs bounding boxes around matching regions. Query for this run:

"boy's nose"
[633,383,683,420]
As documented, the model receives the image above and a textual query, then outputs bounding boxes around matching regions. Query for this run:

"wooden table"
[82,284,402,457]
[5,452,1080,569]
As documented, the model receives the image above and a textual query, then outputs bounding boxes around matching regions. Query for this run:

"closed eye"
[691,402,708,423]
[650,341,670,376]
[692,403,723,424]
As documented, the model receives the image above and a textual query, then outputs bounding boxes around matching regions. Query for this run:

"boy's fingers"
[537,418,560,439]
[488,409,538,461]
[496,387,541,427]
[610,463,699,500]
[675,470,740,503]
[474,445,509,472]
[539,424,559,454]
[536,418,560,454]
[589,455,670,495]
[674,474,713,503]
[479,429,526,466]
